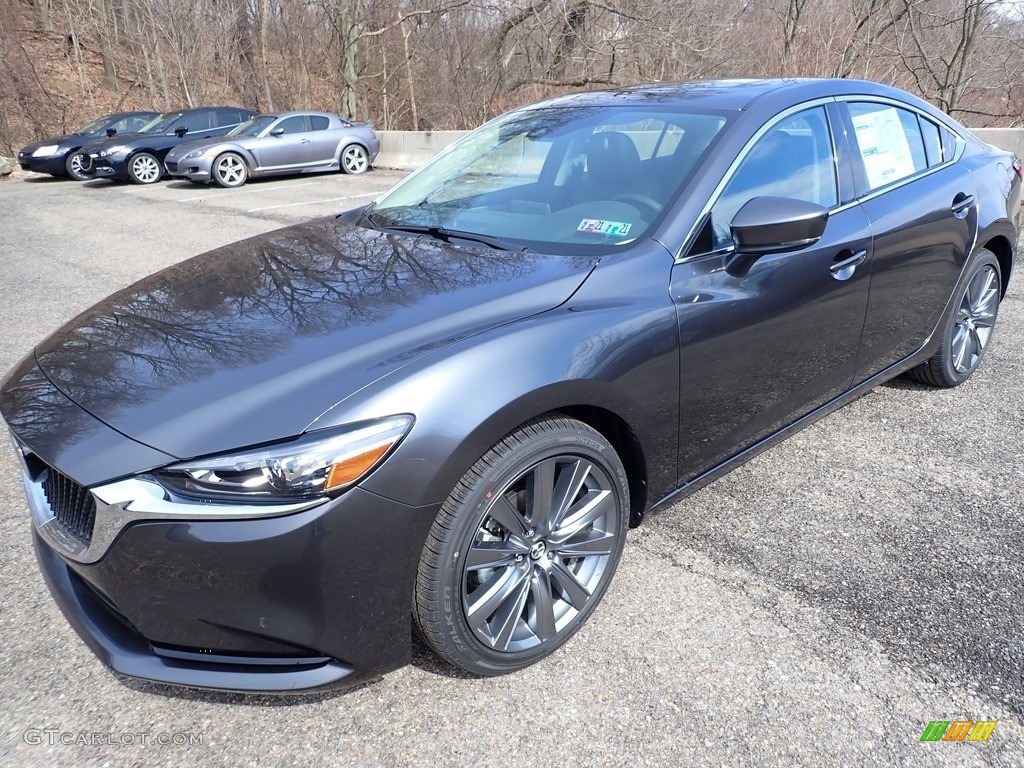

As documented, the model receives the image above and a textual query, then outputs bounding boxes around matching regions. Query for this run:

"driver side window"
[711,107,838,249]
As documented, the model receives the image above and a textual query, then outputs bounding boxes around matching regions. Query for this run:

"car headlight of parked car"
[100,146,128,158]
[31,145,60,157]
[153,415,413,502]
[182,147,215,160]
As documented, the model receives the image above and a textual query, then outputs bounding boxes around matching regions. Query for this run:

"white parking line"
[175,180,325,202]
[247,193,378,213]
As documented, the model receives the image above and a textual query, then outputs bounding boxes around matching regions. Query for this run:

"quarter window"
[710,106,837,250]
[848,103,927,191]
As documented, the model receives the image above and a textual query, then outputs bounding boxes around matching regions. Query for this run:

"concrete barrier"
[375,128,1024,172]
[375,131,469,170]
[970,128,1024,159]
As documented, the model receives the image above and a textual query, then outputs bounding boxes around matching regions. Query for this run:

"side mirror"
[269,127,285,137]
[726,196,829,277]
[174,126,189,138]
[106,128,116,137]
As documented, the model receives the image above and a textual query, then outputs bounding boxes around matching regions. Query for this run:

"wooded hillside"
[2,0,1023,154]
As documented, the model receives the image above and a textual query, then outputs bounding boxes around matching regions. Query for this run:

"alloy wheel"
[951,264,999,374]
[462,455,618,653]
[131,155,161,184]
[215,155,247,187]
[342,145,368,174]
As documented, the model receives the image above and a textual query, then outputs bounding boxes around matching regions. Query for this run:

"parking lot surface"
[0,172,1022,767]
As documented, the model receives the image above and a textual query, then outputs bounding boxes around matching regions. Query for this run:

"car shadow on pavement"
[115,674,383,706]
[409,634,479,681]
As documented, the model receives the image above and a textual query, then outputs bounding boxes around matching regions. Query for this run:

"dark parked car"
[16,112,159,180]
[164,111,380,187]
[76,107,255,184]
[1,79,1018,694]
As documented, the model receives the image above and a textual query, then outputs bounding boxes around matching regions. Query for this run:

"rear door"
[670,103,874,480]
[307,115,339,165]
[838,100,976,381]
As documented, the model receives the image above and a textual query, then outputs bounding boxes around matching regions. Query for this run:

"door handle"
[829,249,867,280]
[951,193,974,218]
[300,139,311,144]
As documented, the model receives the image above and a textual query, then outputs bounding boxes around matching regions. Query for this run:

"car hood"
[79,132,150,152]
[28,217,596,460]
[20,133,97,153]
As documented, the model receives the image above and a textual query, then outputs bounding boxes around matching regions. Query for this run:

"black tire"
[414,414,629,677]
[212,152,248,188]
[126,152,162,184]
[64,151,88,181]
[907,248,1001,388]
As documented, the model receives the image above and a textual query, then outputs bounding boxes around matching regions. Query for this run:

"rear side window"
[214,109,243,128]
[848,102,927,191]
[310,116,330,131]
[178,112,212,133]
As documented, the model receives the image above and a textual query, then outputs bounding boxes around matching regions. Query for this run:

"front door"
[257,115,316,170]
[670,105,873,480]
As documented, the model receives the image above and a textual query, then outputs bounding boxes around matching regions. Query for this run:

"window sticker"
[577,218,632,237]
[851,107,917,189]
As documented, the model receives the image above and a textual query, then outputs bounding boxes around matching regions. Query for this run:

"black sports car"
[16,112,159,180]
[76,106,255,184]
[1,78,1018,694]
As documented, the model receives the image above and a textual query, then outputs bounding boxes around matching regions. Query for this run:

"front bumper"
[165,156,213,182]
[82,153,128,180]
[29,477,439,693]
[17,152,67,175]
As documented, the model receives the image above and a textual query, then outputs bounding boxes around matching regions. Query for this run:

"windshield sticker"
[578,218,632,237]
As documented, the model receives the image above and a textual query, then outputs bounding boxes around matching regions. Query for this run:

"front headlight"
[153,416,413,502]
[100,146,127,157]
[31,145,60,157]
[183,147,212,160]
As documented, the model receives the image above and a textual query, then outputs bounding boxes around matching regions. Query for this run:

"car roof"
[259,111,339,119]
[526,78,926,113]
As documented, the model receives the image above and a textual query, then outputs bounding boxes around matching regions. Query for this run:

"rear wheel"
[127,152,162,184]
[212,153,248,188]
[64,152,88,181]
[414,415,629,676]
[907,248,1001,387]
[340,144,369,175]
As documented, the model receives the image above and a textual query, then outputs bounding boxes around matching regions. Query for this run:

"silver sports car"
[164,111,380,187]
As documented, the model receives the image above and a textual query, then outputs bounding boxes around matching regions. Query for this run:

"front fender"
[310,246,681,510]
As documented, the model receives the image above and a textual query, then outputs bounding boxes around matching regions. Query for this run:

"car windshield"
[371,105,729,254]
[74,116,113,135]
[140,112,184,134]
[229,116,278,138]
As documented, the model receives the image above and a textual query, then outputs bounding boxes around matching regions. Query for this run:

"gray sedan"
[164,111,380,188]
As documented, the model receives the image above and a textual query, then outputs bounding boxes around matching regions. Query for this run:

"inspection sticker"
[577,218,632,236]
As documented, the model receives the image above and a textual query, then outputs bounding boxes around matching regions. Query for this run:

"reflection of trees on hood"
[28,217,588,416]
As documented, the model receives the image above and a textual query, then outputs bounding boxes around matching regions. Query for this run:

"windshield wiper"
[377,223,527,252]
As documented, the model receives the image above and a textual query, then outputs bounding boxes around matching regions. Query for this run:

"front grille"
[41,467,96,545]
[165,161,178,173]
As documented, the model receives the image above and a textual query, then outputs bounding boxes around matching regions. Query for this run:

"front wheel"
[212,153,248,188]
[65,152,88,181]
[127,152,162,184]
[907,248,1001,387]
[340,144,369,175]
[414,415,629,676]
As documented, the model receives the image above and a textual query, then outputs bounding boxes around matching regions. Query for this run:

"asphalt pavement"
[0,169,1022,767]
